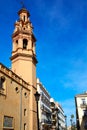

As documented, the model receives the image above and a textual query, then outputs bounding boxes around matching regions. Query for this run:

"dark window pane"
[23,39,28,49]
[3,116,13,128]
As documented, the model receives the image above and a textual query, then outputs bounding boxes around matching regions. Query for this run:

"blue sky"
[0,0,87,125]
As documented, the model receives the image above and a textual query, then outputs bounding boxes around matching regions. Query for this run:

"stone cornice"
[12,30,36,42]
[10,53,38,64]
[0,63,30,91]
[12,30,32,38]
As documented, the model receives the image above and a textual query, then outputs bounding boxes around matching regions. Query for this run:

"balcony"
[41,119,52,126]
[80,103,87,108]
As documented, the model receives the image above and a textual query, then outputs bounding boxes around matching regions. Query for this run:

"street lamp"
[34,91,40,130]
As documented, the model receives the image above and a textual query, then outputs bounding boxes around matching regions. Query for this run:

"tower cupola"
[13,8,33,36]
[18,8,30,22]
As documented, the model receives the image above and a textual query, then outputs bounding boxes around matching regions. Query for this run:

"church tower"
[11,8,37,86]
[10,8,38,130]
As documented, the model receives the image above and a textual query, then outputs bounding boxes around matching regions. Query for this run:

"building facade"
[0,63,31,130]
[75,92,87,130]
[50,98,57,130]
[0,7,38,130]
[56,103,65,130]
[37,78,51,130]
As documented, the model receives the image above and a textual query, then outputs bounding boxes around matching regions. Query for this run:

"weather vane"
[20,0,25,8]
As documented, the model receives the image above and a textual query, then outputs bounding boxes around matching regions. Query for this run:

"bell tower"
[10,8,38,130]
[11,8,37,85]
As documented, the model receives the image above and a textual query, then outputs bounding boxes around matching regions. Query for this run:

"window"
[15,40,18,50]
[0,76,6,95]
[82,99,86,105]
[15,87,19,93]
[83,110,87,116]
[16,40,18,44]
[24,16,25,22]
[24,123,27,130]
[23,39,28,49]
[24,109,27,116]
[3,116,14,129]
[24,92,27,98]
[0,76,5,89]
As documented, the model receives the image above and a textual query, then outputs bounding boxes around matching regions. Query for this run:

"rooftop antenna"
[20,0,25,8]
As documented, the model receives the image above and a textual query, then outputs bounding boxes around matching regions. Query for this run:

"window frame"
[3,116,14,130]
[23,39,28,49]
